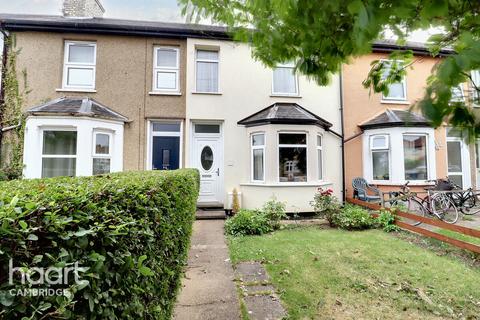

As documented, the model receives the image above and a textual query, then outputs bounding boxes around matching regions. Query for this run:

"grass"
[435,228,480,246]
[229,227,480,319]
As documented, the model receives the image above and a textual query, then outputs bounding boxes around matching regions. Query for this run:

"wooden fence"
[347,197,480,254]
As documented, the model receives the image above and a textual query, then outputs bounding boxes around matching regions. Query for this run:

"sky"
[0,0,440,42]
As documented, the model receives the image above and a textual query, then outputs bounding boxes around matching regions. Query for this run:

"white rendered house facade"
[184,38,343,212]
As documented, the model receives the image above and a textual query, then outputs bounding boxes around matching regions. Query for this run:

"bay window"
[92,132,112,175]
[370,135,390,181]
[278,133,307,182]
[42,130,77,178]
[196,49,219,93]
[272,62,298,95]
[317,135,323,180]
[381,60,406,101]
[153,47,179,92]
[63,41,96,89]
[251,133,265,182]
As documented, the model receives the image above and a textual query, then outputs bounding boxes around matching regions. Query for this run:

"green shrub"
[0,169,199,319]
[376,209,400,232]
[311,188,341,226]
[262,197,287,229]
[334,204,376,230]
[225,209,272,236]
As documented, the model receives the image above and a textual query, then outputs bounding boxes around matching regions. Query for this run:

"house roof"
[237,102,332,129]
[27,97,129,122]
[0,14,230,40]
[0,14,454,56]
[359,109,430,130]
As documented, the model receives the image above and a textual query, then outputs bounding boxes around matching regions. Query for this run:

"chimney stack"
[63,0,105,18]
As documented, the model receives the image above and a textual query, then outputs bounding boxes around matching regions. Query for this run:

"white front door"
[447,139,471,189]
[191,123,224,205]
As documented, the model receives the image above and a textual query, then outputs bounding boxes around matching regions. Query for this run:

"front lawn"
[229,227,480,319]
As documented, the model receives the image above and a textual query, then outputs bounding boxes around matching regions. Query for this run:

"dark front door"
[152,136,180,170]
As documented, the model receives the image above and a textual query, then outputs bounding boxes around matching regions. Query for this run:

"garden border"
[347,197,480,254]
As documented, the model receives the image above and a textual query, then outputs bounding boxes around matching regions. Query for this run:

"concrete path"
[174,220,241,320]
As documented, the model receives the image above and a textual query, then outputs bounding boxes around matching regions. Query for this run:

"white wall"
[185,39,342,212]
[23,116,124,178]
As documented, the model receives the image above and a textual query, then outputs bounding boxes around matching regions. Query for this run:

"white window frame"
[41,128,78,178]
[62,41,97,90]
[369,134,390,182]
[153,46,180,93]
[363,127,436,185]
[450,85,465,102]
[402,133,429,181]
[146,120,183,170]
[277,131,308,183]
[251,132,266,183]
[272,62,299,96]
[380,59,407,102]
[195,48,220,93]
[317,134,323,180]
[471,70,480,107]
[92,130,113,175]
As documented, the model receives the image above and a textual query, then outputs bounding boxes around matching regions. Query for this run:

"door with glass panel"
[446,128,471,189]
[476,141,480,188]
[150,122,181,170]
[192,123,223,205]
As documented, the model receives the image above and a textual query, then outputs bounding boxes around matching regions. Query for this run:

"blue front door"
[152,136,180,170]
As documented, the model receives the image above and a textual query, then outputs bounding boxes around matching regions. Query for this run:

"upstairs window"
[251,133,265,182]
[92,132,112,175]
[472,70,480,106]
[153,47,179,92]
[451,85,465,102]
[63,41,96,89]
[278,133,307,182]
[381,60,406,101]
[370,135,390,180]
[272,62,298,95]
[196,49,219,93]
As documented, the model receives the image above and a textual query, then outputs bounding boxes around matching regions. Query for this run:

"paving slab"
[235,262,270,283]
[244,295,287,320]
[174,220,240,320]
[242,284,276,295]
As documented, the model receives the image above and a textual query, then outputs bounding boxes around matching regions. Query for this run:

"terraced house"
[0,0,343,212]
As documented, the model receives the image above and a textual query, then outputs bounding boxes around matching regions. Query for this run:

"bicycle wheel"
[395,197,425,226]
[430,193,459,224]
[461,193,480,215]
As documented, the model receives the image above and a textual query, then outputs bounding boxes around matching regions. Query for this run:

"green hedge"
[0,169,199,319]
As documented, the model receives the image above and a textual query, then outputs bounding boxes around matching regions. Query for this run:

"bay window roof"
[359,109,430,130]
[237,102,332,129]
[27,97,129,122]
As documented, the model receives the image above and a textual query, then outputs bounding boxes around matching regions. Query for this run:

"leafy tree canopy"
[180,0,480,140]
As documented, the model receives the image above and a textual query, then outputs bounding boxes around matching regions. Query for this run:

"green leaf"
[139,266,154,276]
[32,255,43,264]
[137,255,147,268]
[73,228,94,237]
[76,280,90,291]
[27,234,38,241]
[0,291,14,306]
[25,202,37,210]
[19,220,28,230]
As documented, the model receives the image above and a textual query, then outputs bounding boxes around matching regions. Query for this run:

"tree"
[180,0,480,140]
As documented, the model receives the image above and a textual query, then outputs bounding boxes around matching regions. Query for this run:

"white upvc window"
[195,49,219,93]
[92,131,112,175]
[251,133,265,182]
[317,135,323,180]
[63,41,96,89]
[403,134,428,181]
[272,61,298,95]
[278,133,307,182]
[381,60,407,101]
[370,135,390,181]
[41,130,77,178]
[471,70,480,107]
[451,85,465,102]
[153,47,180,92]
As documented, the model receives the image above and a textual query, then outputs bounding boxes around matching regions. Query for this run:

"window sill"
[369,180,435,186]
[56,88,97,93]
[191,91,222,95]
[270,94,301,98]
[380,99,410,105]
[149,91,182,96]
[241,181,332,187]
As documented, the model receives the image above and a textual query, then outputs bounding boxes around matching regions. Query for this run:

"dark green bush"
[0,169,199,319]
[225,209,272,236]
[262,197,287,230]
[334,204,376,230]
[376,209,400,232]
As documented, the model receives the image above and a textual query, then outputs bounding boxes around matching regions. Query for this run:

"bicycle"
[441,178,480,215]
[387,181,459,225]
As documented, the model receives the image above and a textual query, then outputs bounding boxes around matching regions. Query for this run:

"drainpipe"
[0,28,9,159]
[339,67,346,202]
